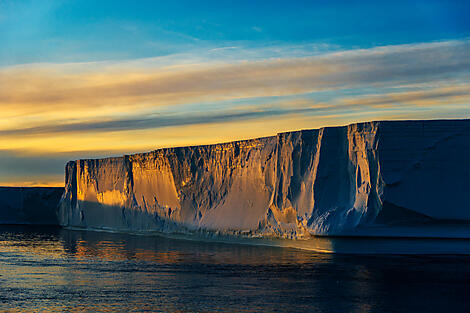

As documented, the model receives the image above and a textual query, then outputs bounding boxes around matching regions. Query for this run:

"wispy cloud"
[0,39,468,133]
[0,106,319,136]
[1,83,470,137]
[2,39,469,112]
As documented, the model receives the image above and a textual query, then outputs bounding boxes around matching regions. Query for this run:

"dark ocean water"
[1,226,470,312]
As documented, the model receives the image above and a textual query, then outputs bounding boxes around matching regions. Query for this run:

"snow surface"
[58,120,470,238]
[0,187,63,225]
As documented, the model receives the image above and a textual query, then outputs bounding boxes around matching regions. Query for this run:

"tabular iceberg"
[0,187,64,225]
[58,120,470,237]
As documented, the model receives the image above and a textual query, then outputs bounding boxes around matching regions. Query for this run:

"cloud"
[0,39,468,139]
[0,105,320,136]
[0,149,66,186]
[337,85,470,109]
[1,39,469,113]
[1,84,470,137]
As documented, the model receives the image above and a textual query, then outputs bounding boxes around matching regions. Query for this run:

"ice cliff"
[59,120,470,237]
[0,187,64,225]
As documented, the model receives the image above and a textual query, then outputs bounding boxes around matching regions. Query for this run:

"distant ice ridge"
[58,120,470,238]
[0,187,64,225]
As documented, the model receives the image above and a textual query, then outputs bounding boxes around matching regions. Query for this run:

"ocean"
[1,225,470,312]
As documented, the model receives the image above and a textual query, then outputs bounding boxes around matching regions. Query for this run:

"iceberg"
[0,187,64,225]
[58,120,470,238]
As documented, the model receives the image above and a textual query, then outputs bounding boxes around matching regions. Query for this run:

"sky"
[1,0,470,186]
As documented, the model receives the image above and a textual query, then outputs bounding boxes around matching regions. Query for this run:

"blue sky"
[2,0,470,65]
[1,0,470,185]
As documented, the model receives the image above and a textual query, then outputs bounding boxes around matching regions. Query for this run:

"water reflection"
[1,225,470,312]
[60,229,333,265]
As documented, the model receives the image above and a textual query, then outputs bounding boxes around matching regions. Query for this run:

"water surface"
[1,225,470,312]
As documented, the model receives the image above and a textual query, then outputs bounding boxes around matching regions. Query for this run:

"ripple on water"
[1,225,470,312]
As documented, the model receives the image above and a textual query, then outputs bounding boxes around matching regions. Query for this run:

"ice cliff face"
[59,120,470,237]
[0,187,64,225]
